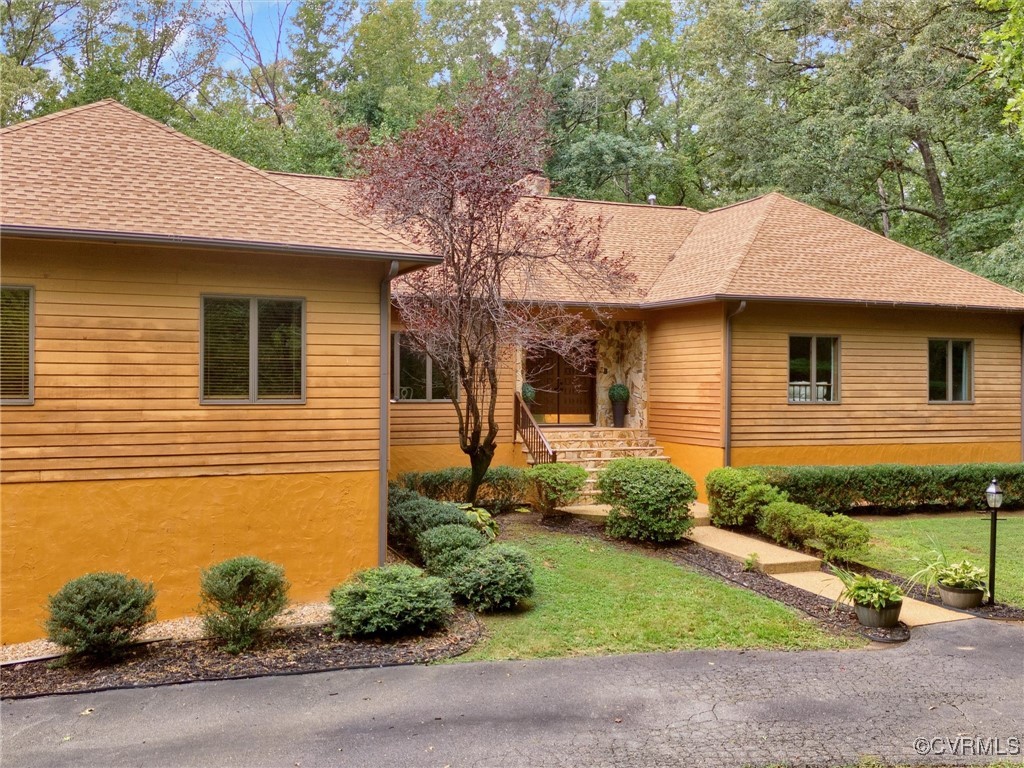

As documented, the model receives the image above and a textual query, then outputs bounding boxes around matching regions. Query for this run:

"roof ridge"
[86,102,424,255]
[705,192,772,213]
[716,193,783,295]
[528,193,698,212]
[0,99,117,135]
[777,194,1024,299]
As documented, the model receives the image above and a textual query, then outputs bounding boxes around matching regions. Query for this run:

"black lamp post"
[986,478,1004,606]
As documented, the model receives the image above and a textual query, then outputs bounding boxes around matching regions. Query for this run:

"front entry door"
[526,348,596,425]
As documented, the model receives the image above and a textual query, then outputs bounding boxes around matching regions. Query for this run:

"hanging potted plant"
[834,569,903,628]
[608,383,630,428]
[521,382,536,405]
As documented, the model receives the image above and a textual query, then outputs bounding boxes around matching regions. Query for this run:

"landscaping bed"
[0,610,482,700]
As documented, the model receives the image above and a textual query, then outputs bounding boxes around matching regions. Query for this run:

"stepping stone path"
[559,501,972,628]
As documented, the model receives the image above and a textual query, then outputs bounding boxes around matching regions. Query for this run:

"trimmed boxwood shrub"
[329,565,453,638]
[758,501,820,548]
[705,467,770,527]
[418,524,489,575]
[526,463,589,515]
[813,514,870,563]
[46,572,156,658]
[759,462,1024,514]
[388,495,474,555]
[598,458,697,543]
[447,544,535,612]
[400,467,469,503]
[199,556,289,653]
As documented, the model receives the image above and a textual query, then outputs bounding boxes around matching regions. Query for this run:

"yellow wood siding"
[647,303,725,447]
[0,237,387,483]
[730,303,1022,448]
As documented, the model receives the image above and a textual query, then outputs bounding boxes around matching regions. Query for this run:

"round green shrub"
[447,545,535,612]
[598,458,697,543]
[608,383,630,403]
[757,501,821,548]
[199,556,289,653]
[417,524,489,575]
[734,482,789,528]
[526,463,589,515]
[388,495,474,554]
[705,467,770,527]
[45,572,156,658]
[329,564,454,638]
[478,465,530,514]
[813,514,870,563]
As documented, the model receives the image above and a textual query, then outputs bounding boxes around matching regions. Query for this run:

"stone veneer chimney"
[520,170,551,196]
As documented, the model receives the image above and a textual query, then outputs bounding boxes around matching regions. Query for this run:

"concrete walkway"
[3,619,1021,768]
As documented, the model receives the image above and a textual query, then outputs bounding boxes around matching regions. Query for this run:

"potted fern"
[608,383,630,428]
[834,569,903,628]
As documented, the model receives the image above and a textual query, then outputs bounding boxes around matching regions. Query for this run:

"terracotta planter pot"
[937,584,984,609]
[854,600,902,628]
[611,400,627,428]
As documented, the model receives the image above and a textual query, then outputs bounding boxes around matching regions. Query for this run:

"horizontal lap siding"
[647,304,725,447]
[0,237,385,482]
[730,303,1022,447]
[389,354,516,447]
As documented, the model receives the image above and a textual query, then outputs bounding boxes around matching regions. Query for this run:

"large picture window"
[928,339,973,402]
[202,296,304,403]
[0,285,33,405]
[788,335,839,403]
[391,332,451,401]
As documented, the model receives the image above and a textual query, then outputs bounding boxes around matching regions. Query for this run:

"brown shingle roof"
[648,193,1024,311]
[0,101,434,261]
[277,176,1024,312]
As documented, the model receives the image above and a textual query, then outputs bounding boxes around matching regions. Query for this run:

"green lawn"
[858,514,1024,607]
[458,525,860,662]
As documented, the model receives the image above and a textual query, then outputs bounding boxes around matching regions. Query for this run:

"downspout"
[379,260,400,565]
[1020,323,1023,462]
[723,301,747,467]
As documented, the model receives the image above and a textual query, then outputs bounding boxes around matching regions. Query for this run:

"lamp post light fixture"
[986,478,1003,606]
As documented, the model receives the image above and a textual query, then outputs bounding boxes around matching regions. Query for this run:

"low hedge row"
[757,501,870,563]
[398,466,530,513]
[709,462,1023,516]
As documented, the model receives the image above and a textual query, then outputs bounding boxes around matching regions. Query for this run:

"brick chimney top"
[519,171,551,197]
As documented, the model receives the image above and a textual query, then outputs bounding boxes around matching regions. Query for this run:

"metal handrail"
[514,392,557,464]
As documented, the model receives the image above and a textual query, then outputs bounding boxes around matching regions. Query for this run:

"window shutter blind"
[203,297,251,400]
[257,299,303,400]
[0,287,31,402]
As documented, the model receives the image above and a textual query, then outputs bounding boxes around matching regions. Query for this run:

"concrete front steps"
[539,428,671,501]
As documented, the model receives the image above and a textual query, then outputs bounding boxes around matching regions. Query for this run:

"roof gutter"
[1,225,441,265]
[723,301,747,467]
[379,260,401,565]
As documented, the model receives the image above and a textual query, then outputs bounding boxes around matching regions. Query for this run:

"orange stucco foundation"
[730,441,1021,468]
[0,471,379,643]
[656,441,726,502]
[389,442,528,479]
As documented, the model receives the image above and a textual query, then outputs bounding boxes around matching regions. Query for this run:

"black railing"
[514,392,557,464]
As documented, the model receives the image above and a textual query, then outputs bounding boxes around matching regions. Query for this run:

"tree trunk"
[465,442,497,505]
[913,132,950,251]
[876,178,891,238]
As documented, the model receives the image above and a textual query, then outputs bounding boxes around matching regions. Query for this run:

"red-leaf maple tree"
[358,68,634,502]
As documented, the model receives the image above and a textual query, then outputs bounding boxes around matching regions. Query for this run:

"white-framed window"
[201,295,305,404]
[391,332,452,402]
[0,285,34,405]
[928,339,973,403]
[788,335,840,403]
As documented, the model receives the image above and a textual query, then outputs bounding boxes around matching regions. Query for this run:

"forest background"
[3,0,1023,288]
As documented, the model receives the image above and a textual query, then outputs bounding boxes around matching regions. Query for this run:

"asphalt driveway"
[2,618,1022,768]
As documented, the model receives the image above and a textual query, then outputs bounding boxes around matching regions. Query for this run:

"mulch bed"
[0,611,483,700]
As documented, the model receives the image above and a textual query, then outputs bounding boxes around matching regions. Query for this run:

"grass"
[858,514,1024,607]
[458,526,860,662]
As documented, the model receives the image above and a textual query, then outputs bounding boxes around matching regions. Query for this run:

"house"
[281,175,1024,500]
[0,101,439,643]
[3,101,1022,642]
